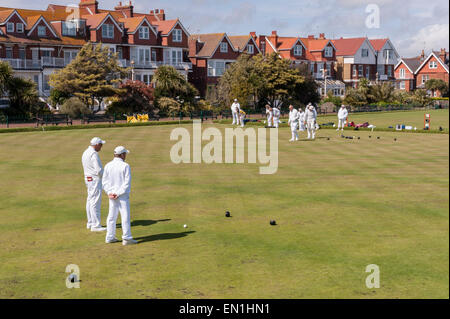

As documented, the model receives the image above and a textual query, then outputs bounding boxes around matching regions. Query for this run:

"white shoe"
[123,239,138,246]
[295,138,299,141]
[289,139,294,142]
[336,128,339,131]
[86,224,91,230]
[106,238,120,244]
[91,227,107,232]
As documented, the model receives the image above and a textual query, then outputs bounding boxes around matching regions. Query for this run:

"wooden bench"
[82,114,116,124]
[36,114,72,126]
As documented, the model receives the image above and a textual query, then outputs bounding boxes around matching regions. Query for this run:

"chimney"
[319,33,325,39]
[250,32,256,40]
[308,35,315,39]
[115,1,134,18]
[79,0,99,15]
[439,48,446,62]
[420,49,425,61]
[270,30,278,46]
[150,8,165,21]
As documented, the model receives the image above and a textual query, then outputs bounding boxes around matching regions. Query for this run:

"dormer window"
[38,26,46,37]
[173,29,182,42]
[102,24,114,39]
[6,23,14,33]
[247,44,254,54]
[62,21,77,36]
[139,26,149,39]
[16,23,24,33]
[293,44,302,56]
[220,42,228,53]
[324,46,333,57]
[361,48,369,57]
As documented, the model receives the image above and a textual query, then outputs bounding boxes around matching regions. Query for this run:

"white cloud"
[397,24,449,57]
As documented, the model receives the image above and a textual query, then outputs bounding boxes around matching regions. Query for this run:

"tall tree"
[425,79,449,97]
[49,42,128,112]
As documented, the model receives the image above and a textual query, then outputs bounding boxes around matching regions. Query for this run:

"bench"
[82,114,116,124]
[36,114,72,126]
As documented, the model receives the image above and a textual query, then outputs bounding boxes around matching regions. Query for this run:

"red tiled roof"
[119,16,146,33]
[190,33,226,57]
[152,19,178,35]
[369,39,388,51]
[228,35,251,51]
[81,12,110,29]
[331,37,366,56]
[302,38,330,51]
[0,9,14,23]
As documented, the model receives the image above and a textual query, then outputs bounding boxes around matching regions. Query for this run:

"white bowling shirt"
[82,146,103,178]
[102,158,132,197]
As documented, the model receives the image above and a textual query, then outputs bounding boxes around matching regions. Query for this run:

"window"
[383,49,393,59]
[117,47,123,60]
[135,74,142,82]
[102,24,114,39]
[310,63,315,74]
[16,23,24,33]
[317,63,323,77]
[139,48,151,64]
[19,48,25,59]
[151,50,157,62]
[377,64,385,76]
[5,47,12,59]
[220,42,228,53]
[400,81,405,90]
[38,26,46,37]
[215,61,225,76]
[387,66,392,77]
[422,75,429,84]
[62,21,77,36]
[352,65,357,77]
[6,22,14,33]
[142,74,152,85]
[358,65,363,77]
[429,61,438,69]
[33,75,39,87]
[293,45,302,56]
[361,48,369,57]
[324,46,333,57]
[247,44,254,54]
[399,68,405,79]
[326,63,331,76]
[172,29,182,42]
[366,66,370,79]
[43,75,51,91]
[64,51,78,65]
[208,60,214,76]
[139,26,149,39]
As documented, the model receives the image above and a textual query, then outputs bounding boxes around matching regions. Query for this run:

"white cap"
[114,146,130,155]
[234,99,238,102]
[90,137,106,145]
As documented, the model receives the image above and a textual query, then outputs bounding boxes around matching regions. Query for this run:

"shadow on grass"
[135,231,196,244]
[117,219,171,229]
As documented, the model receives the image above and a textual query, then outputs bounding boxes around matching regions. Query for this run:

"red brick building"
[395,49,449,96]
[0,0,192,101]
[188,33,260,97]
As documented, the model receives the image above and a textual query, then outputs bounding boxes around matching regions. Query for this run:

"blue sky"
[3,0,449,57]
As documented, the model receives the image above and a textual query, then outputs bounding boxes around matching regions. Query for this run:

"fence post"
[6,115,8,129]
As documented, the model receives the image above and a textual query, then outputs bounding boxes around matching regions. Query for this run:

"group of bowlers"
[82,138,137,246]
[231,99,349,142]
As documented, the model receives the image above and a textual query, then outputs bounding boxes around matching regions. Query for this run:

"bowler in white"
[82,137,106,232]
[337,105,348,131]
[231,99,241,126]
[102,146,137,245]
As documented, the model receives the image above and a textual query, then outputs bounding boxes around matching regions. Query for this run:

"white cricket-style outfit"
[102,158,133,242]
[82,146,103,230]
[298,111,306,131]
[304,108,317,139]
[337,107,348,131]
[288,109,299,141]
[272,107,281,128]
[266,109,273,127]
[231,102,241,125]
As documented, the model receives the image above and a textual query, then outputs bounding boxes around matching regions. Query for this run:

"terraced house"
[0,0,192,99]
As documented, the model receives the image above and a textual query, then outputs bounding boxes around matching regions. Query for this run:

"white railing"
[41,57,65,68]
[1,58,42,69]
[126,60,192,70]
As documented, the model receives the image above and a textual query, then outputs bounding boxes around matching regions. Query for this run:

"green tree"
[153,65,198,107]
[60,97,92,118]
[367,82,395,104]
[292,63,321,106]
[425,79,449,97]
[49,42,128,112]
[108,80,156,116]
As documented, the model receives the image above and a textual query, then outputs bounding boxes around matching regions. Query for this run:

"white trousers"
[232,112,240,125]
[85,177,102,229]
[273,117,280,128]
[307,120,316,139]
[290,122,299,140]
[267,114,273,127]
[338,118,346,130]
[299,122,305,131]
[106,195,133,241]
[240,115,246,127]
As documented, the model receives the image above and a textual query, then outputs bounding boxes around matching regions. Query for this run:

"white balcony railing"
[124,60,192,70]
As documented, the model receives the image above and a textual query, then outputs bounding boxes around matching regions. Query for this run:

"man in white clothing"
[265,105,273,127]
[231,99,241,125]
[337,105,348,131]
[82,137,106,232]
[297,108,306,132]
[288,105,299,142]
[304,104,317,140]
[103,146,137,245]
[272,106,281,128]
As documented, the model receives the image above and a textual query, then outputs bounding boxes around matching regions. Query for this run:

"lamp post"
[322,68,329,97]
[131,60,135,81]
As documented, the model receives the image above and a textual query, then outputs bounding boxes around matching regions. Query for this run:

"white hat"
[90,137,106,145]
[234,99,238,102]
[114,146,130,155]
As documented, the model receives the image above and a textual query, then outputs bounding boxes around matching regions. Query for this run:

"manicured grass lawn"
[0,112,448,298]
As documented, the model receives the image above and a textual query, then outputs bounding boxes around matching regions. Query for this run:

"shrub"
[60,97,92,119]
